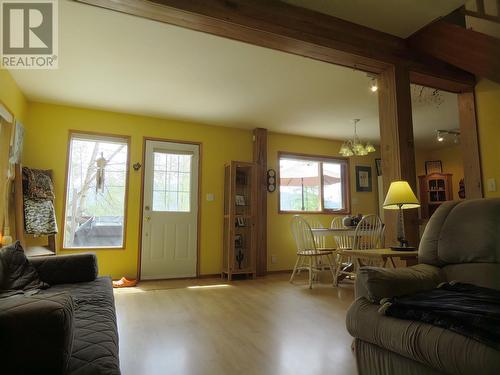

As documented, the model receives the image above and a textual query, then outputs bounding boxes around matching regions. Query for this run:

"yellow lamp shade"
[383,181,420,210]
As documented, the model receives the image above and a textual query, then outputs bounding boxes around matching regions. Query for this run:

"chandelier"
[411,84,444,107]
[339,119,376,157]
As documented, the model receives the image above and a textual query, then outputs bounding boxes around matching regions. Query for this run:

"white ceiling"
[280,0,466,38]
[10,0,459,148]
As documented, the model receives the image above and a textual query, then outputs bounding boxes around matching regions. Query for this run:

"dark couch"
[0,252,120,375]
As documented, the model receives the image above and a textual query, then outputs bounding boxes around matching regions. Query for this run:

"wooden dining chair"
[334,215,383,286]
[330,217,353,250]
[290,215,336,289]
[307,217,326,249]
[352,214,383,250]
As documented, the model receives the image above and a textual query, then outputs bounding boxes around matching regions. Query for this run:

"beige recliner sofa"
[346,198,500,374]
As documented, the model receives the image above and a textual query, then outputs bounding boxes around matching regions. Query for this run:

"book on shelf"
[235,217,246,227]
[235,194,246,206]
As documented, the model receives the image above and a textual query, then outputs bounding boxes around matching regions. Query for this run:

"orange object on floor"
[113,277,138,288]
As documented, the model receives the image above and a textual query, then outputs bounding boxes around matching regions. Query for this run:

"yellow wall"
[0,70,28,239]
[21,102,380,277]
[415,145,464,201]
[267,132,380,271]
[476,79,500,198]
[23,102,253,278]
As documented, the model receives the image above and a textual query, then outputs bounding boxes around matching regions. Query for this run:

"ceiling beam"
[409,20,500,84]
[74,0,475,91]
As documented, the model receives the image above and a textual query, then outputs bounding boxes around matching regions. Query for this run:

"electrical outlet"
[487,178,497,192]
[206,193,215,201]
[271,255,277,264]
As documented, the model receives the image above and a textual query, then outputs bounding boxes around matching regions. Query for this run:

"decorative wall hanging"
[375,158,382,176]
[425,160,443,175]
[355,166,372,192]
[267,169,276,192]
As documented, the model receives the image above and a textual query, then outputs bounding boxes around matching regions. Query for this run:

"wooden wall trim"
[75,0,474,86]
[378,64,419,247]
[458,91,484,199]
[253,128,267,276]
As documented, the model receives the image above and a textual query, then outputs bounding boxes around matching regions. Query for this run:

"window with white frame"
[63,133,129,248]
[279,153,349,213]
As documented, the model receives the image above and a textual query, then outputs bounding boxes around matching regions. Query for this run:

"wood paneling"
[378,65,419,247]
[409,20,500,84]
[458,92,484,199]
[75,0,474,86]
[253,128,267,276]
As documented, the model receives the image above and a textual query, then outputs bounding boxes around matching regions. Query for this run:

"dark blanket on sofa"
[382,282,500,350]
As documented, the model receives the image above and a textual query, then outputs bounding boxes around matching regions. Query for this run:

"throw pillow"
[0,241,49,295]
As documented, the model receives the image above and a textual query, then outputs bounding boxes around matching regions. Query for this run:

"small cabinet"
[222,161,256,280]
[418,173,453,219]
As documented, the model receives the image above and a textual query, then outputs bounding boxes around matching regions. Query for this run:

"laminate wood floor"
[114,273,357,375]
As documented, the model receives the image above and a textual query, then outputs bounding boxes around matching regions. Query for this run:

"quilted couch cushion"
[0,292,75,374]
[346,297,500,375]
[30,253,98,285]
[42,277,120,375]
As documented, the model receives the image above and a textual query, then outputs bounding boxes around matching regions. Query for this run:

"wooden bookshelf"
[418,173,453,219]
[222,161,257,280]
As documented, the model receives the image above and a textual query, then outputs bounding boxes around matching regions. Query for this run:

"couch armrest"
[29,253,98,285]
[355,263,445,303]
[0,292,74,375]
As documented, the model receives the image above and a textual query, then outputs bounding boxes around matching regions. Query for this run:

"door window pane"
[63,134,128,248]
[153,152,192,212]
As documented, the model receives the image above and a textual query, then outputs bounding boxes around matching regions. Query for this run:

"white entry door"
[141,140,199,279]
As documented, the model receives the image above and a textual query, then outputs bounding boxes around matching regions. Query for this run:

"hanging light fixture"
[370,78,378,92]
[339,119,376,157]
[435,129,460,143]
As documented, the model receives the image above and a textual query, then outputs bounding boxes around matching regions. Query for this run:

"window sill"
[278,210,351,215]
[60,246,126,251]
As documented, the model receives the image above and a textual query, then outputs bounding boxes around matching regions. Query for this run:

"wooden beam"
[253,128,267,276]
[458,92,484,199]
[378,65,419,247]
[74,0,474,86]
[409,20,500,84]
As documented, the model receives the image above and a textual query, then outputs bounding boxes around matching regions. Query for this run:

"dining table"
[310,227,357,237]
[310,227,418,285]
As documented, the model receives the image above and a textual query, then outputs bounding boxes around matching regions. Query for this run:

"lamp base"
[390,245,416,251]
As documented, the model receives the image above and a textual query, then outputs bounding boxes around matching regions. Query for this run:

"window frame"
[61,130,131,250]
[278,151,351,215]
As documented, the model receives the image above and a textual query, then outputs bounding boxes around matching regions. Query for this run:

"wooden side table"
[339,248,418,268]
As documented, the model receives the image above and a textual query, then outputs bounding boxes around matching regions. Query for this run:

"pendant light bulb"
[370,78,378,92]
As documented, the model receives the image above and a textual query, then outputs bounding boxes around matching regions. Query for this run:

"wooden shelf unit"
[418,173,453,219]
[222,161,257,280]
[14,164,56,256]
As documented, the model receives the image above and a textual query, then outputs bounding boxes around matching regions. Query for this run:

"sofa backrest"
[418,199,500,289]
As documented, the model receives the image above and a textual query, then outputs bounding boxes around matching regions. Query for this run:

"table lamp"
[383,180,420,251]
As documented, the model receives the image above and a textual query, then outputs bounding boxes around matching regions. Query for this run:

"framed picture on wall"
[425,160,442,175]
[375,158,382,176]
[355,166,372,192]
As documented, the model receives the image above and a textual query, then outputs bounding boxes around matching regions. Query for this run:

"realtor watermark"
[1,0,58,69]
